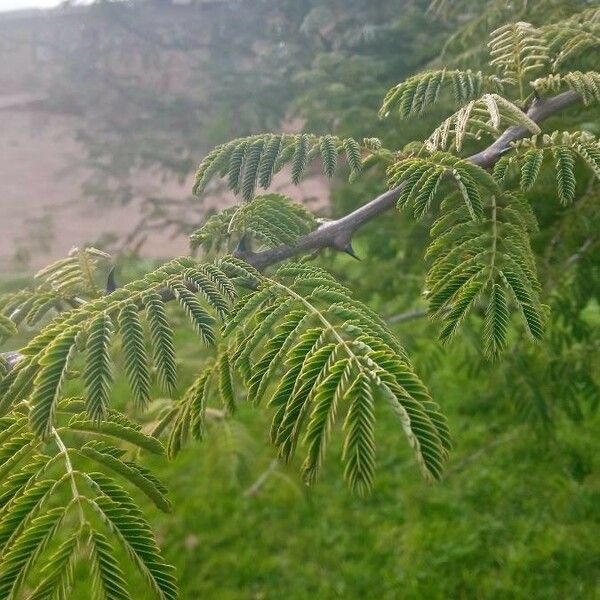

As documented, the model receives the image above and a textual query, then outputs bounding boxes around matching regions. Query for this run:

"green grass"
[141,357,599,600]
[2,280,599,599]
[137,326,600,599]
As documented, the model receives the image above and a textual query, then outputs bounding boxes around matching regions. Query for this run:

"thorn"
[235,234,250,254]
[2,351,23,371]
[106,266,118,293]
[343,243,361,261]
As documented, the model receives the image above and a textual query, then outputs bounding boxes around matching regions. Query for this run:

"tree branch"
[0,91,582,373]
[1,352,23,371]
[235,90,580,269]
[387,308,429,324]
[243,459,279,498]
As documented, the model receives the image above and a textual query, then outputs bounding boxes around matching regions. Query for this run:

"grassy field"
[144,327,600,599]
[2,277,599,599]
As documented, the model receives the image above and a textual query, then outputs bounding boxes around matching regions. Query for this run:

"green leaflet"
[242,138,265,201]
[484,283,510,358]
[191,194,317,253]
[258,135,282,189]
[79,442,171,512]
[379,69,497,118]
[425,193,544,350]
[89,489,178,600]
[342,373,376,496]
[302,358,351,484]
[118,302,151,409]
[88,529,131,600]
[227,140,248,193]
[168,281,216,346]
[0,506,66,599]
[553,146,577,205]
[85,313,114,423]
[167,369,210,458]
[519,148,544,190]
[30,326,81,438]
[319,135,338,177]
[217,352,236,415]
[0,315,17,345]
[144,292,178,394]
[27,530,79,600]
[193,133,370,200]
[343,137,363,178]
[388,151,498,220]
[291,134,309,185]
[67,413,165,455]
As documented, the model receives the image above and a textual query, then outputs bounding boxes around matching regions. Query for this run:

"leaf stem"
[51,426,86,525]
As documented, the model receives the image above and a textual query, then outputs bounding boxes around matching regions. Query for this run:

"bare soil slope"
[0,108,328,275]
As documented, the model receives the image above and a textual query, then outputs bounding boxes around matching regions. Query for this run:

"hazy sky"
[1,0,67,11]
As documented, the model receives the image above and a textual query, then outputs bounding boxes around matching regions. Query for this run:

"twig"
[387,308,429,323]
[243,459,279,498]
[0,352,23,371]
[444,431,518,476]
[235,91,580,270]
[0,91,582,373]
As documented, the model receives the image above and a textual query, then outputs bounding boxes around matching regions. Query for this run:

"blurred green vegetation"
[147,323,600,600]
[2,272,599,599]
